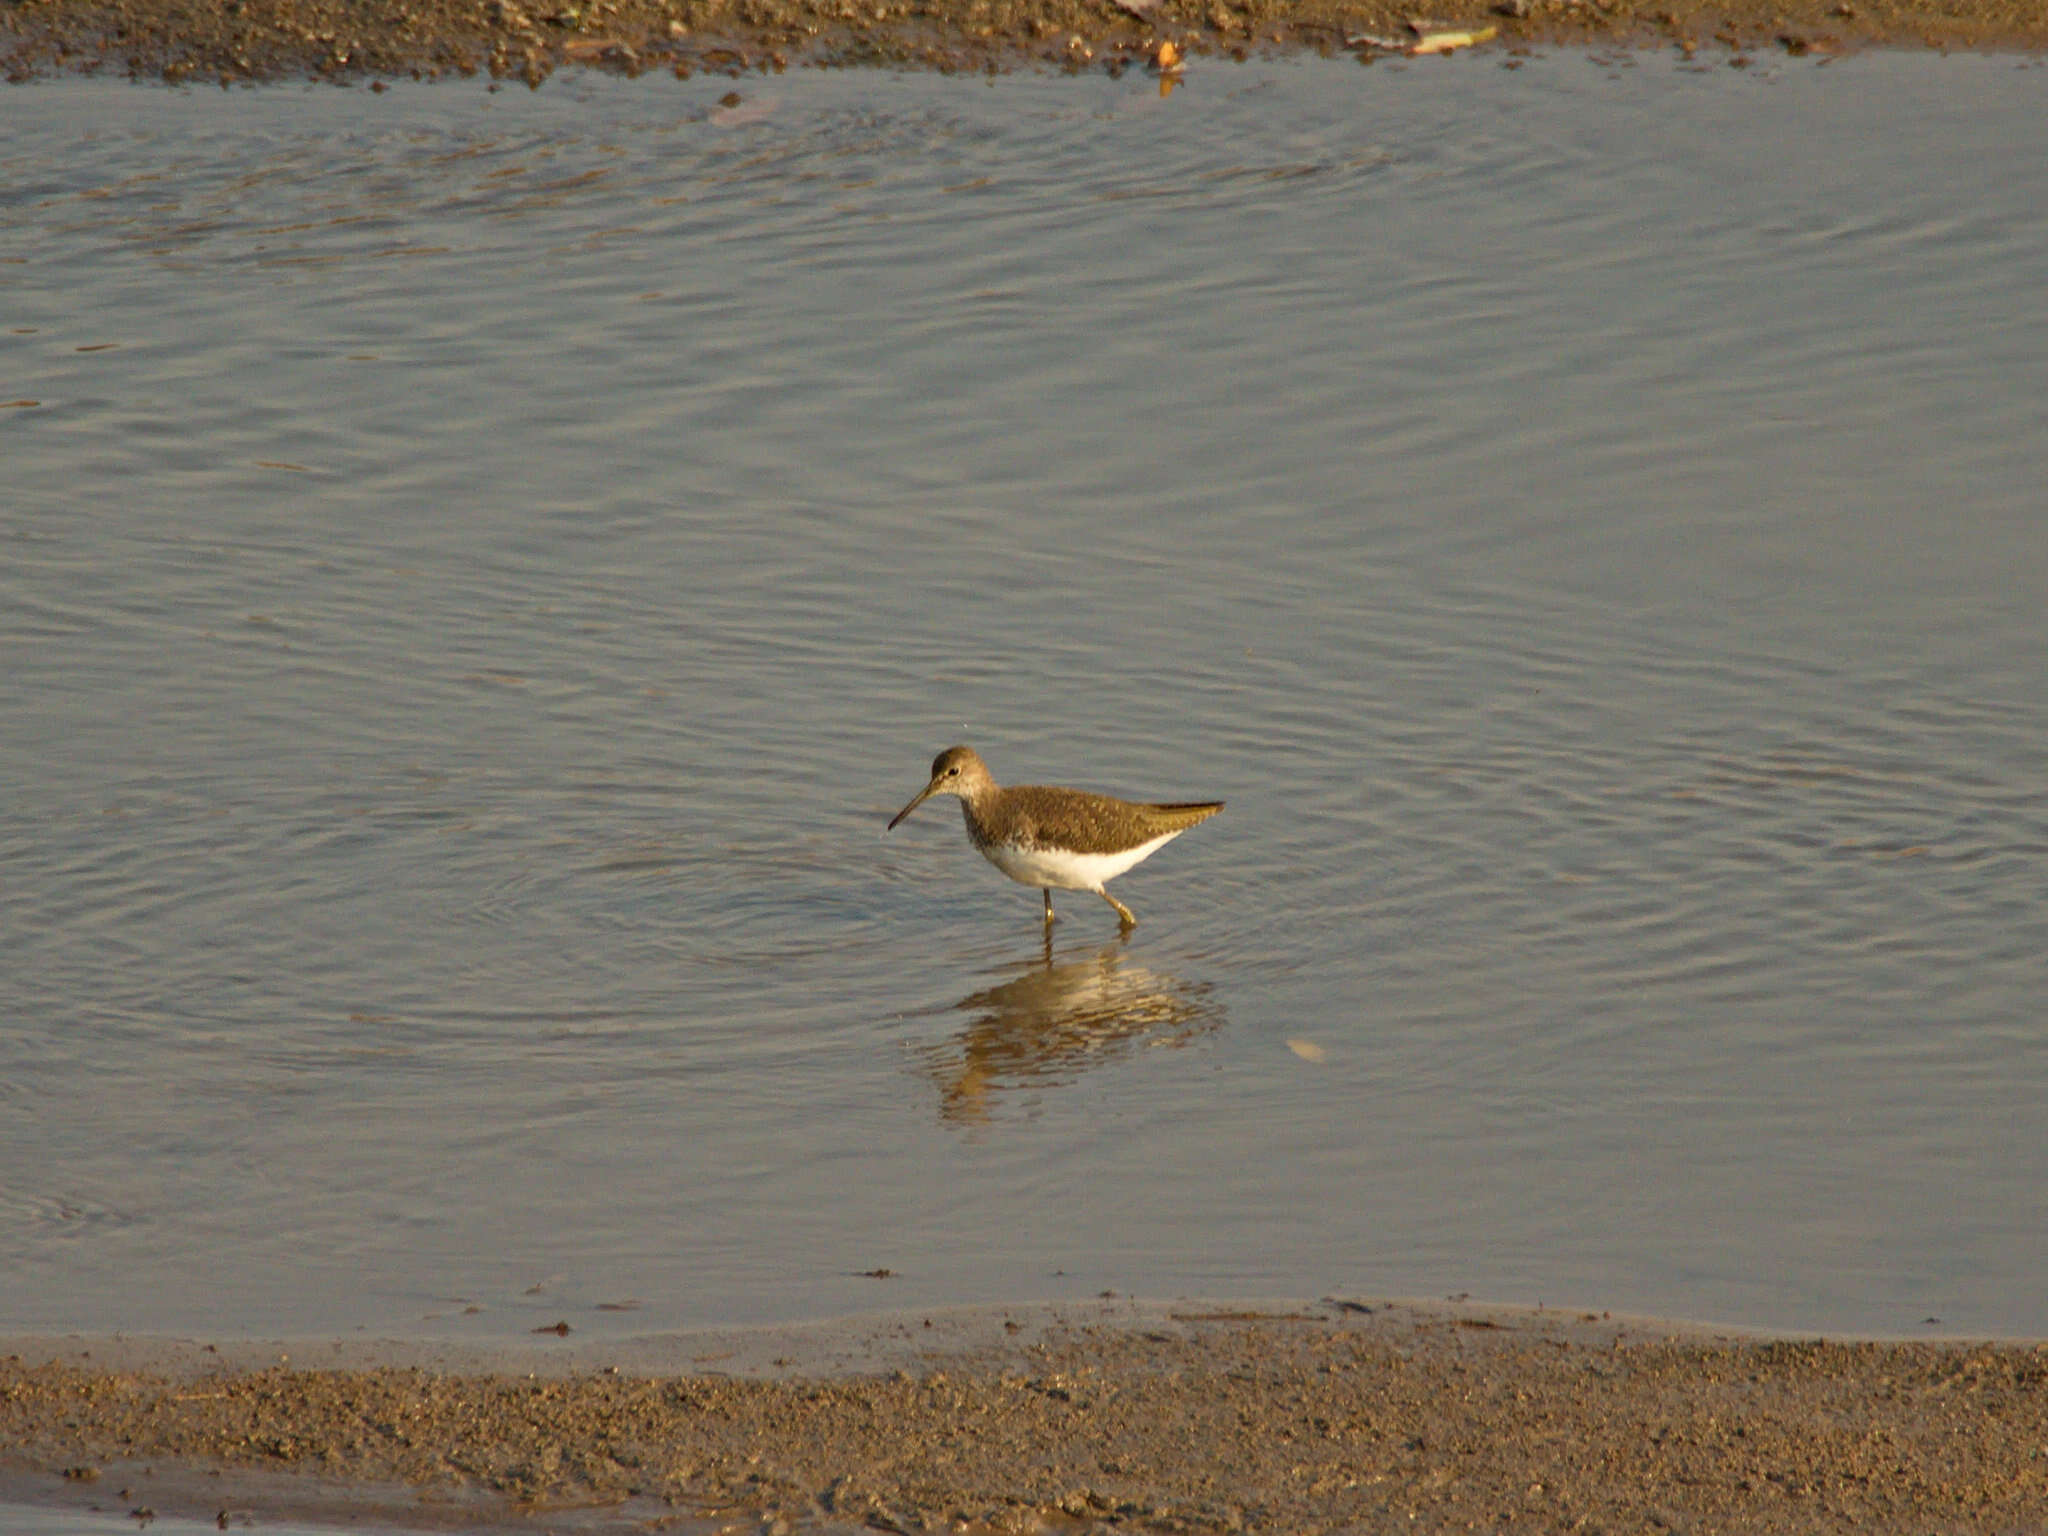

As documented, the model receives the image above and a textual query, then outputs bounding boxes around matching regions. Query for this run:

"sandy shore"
[3,0,2046,87]
[6,1299,2048,1533]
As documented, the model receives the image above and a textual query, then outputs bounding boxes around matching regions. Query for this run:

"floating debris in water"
[1407,22,1499,52]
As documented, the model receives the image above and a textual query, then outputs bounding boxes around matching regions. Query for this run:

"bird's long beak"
[887,779,938,831]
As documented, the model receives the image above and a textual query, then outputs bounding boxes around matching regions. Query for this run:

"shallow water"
[0,1507,402,1536]
[3,52,2046,1353]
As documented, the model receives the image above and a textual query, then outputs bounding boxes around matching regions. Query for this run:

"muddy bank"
[6,1302,2048,1533]
[3,0,2046,88]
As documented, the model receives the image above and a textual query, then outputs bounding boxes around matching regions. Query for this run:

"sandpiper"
[886,745,1222,928]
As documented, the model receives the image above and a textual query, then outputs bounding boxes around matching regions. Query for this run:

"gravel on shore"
[3,0,2046,86]
[6,1306,2048,1533]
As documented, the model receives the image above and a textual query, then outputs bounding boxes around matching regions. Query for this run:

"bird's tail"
[1138,800,1224,831]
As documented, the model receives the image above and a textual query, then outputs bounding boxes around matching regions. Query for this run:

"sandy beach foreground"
[5,1300,2048,1533]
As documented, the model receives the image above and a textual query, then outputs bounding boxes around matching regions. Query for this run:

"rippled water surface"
[4,53,2046,1346]
[0,1506,395,1536]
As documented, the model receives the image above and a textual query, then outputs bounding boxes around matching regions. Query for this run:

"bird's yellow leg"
[1101,890,1137,928]
[1043,889,1057,925]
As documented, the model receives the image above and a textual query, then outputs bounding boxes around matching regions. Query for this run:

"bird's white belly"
[979,831,1181,892]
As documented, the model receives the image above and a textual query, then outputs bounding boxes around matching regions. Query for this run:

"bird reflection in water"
[914,935,1225,1125]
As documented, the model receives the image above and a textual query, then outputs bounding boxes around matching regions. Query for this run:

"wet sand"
[2,0,2045,87]
[6,1299,2048,1533]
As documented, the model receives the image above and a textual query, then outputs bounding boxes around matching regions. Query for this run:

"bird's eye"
[946,766,959,776]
